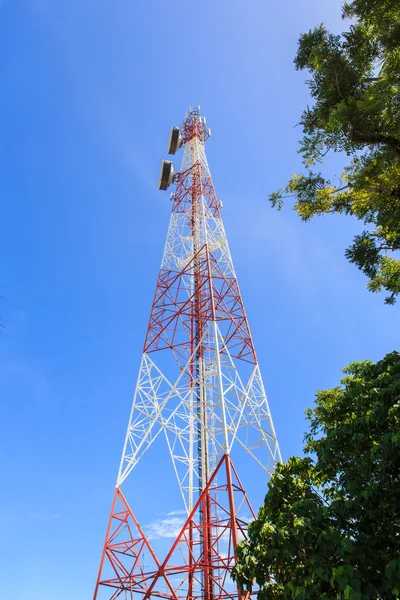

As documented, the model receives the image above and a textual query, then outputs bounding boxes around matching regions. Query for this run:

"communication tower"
[93,107,281,600]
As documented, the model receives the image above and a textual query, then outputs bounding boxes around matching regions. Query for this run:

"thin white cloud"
[145,515,185,540]
[166,509,187,517]
[237,511,253,524]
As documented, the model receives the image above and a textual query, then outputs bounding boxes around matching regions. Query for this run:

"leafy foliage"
[232,351,400,599]
[271,0,400,303]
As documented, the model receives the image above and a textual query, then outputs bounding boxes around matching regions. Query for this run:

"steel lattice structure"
[93,107,281,600]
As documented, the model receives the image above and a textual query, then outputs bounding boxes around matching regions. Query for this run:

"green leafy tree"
[232,351,400,599]
[271,0,400,303]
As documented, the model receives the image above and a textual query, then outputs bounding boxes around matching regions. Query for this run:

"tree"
[232,351,400,599]
[270,0,400,304]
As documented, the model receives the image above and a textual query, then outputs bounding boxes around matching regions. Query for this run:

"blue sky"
[0,1,399,599]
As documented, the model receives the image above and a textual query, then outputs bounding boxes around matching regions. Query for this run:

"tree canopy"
[232,351,400,599]
[270,0,400,304]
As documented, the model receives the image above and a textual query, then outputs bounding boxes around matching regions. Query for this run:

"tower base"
[94,455,256,600]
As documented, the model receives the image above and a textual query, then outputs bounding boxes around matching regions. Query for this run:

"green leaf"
[344,584,353,600]
[338,574,349,590]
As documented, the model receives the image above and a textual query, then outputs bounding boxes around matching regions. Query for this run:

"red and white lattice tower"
[93,107,281,600]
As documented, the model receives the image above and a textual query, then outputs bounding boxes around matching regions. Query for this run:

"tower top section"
[181,106,210,144]
[166,106,211,157]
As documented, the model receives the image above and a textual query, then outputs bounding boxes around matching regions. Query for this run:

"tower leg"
[93,490,118,600]
[93,488,162,600]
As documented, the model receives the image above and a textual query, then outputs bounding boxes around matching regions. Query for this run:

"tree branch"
[351,130,400,153]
